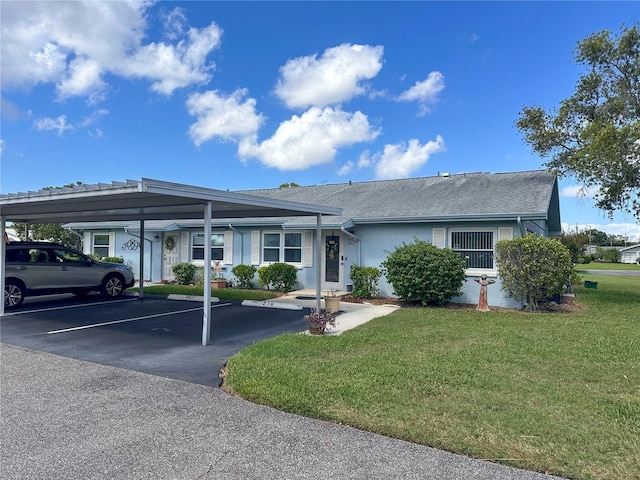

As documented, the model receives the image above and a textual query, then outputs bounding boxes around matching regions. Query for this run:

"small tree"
[381,239,467,306]
[349,264,381,299]
[232,264,257,289]
[495,235,574,311]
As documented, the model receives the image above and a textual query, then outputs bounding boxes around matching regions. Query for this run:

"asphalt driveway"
[0,343,565,480]
[0,293,308,386]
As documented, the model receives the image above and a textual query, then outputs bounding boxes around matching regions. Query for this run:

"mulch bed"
[342,294,582,313]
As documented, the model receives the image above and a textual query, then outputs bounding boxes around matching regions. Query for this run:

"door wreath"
[164,236,176,250]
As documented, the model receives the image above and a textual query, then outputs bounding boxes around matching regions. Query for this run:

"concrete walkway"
[1,343,565,480]
[268,289,401,335]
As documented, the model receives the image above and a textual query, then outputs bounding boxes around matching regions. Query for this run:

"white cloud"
[1,1,221,100]
[375,136,446,179]
[337,161,354,176]
[238,107,380,170]
[560,184,600,199]
[0,139,5,155]
[57,58,106,103]
[33,115,73,135]
[397,71,445,117]
[186,89,264,146]
[274,44,384,109]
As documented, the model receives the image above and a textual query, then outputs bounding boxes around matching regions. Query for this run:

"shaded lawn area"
[223,275,640,480]
[575,262,640,271]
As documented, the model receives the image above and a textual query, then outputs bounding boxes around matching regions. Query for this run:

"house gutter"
[517,216,526,237]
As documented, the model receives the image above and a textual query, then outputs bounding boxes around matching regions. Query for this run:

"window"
[93,234,110,257]
[192,233,224,261]
[451,230,495,270]
[262,232,303,264]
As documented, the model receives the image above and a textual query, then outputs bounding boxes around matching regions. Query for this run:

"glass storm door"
[322,233,343,289]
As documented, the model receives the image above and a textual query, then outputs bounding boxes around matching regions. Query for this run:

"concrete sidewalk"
[269,289,401,335]
[1,343,565,480]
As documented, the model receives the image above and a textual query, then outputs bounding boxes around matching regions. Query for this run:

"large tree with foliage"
[517,24,640,219]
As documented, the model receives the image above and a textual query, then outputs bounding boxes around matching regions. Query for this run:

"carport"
[0,178,341,344]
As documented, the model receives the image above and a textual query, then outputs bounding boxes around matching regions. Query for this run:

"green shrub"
[381,239,467,306]
[258,266,272,290]
[257,263,298,292]
[595,246,621,263]
[495,234,574,311]
[101,256,124,263]
[232,264,257,289]
[172,262,196,285]
[349,264,381,298]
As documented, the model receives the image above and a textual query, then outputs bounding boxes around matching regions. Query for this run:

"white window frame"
[190,231,233,266]
[450,228,497,276]
[261,231,304,266]
[92,232,114,257]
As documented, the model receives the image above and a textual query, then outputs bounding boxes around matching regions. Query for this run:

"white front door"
[321,232,343,290]
[163,233,179,280]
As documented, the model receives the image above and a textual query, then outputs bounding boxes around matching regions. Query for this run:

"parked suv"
[4,241,135,308]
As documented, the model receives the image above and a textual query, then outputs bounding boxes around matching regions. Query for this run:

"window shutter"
[432,228,446,248]
[250,230,260,265]
[223,231,233,264]
[83,232,91,254]
[108,232,116,257]
[181,232,189,262]
[498,227,513,242]
[302,231,313,267]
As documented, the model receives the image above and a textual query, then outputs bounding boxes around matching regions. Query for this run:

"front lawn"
[575,262,640,271]
[223,275,640,480]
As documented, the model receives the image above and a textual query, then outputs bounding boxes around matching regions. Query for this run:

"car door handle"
[60,266,68,271]
[17,266,28,270]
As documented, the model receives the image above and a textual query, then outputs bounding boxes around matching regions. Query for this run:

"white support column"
[202,202,213,346]
[138,220,145,299]
[316,214,322,312]
[0,219,6,316]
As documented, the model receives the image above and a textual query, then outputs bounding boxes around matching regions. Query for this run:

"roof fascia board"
[350,214,547,224]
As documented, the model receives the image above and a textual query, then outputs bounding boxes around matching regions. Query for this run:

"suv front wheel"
[5,280,26,308]
[101,274,125,298]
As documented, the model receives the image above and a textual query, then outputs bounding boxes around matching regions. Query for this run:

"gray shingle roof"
[239,170,559,226]
[65,170,560,231]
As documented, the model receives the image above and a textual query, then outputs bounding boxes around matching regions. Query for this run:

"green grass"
[133,285,280,301]
[224,275,640,480]
[575,262,640,271]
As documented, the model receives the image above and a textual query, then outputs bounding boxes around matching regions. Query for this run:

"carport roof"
[0,178,341,224]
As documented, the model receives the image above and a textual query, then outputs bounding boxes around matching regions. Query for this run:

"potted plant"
[323,289,341,313]
[211,261,227,289]
[304,308,336,335]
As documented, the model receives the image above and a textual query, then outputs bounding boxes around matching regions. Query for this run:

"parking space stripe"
[46,303,232,334]
[4,297,138,316]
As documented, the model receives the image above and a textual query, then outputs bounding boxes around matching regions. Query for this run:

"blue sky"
[1,1,639,241]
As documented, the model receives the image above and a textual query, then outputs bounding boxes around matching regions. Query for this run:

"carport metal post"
[0,219,6,316]
[202,201,212,346]
[139,220,145,299]
[316,214,322,313]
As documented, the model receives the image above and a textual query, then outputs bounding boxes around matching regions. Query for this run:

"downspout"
[228,224,243,264]
[517,216,526,237]
[340,225,360,265]
[64,227,84,250]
